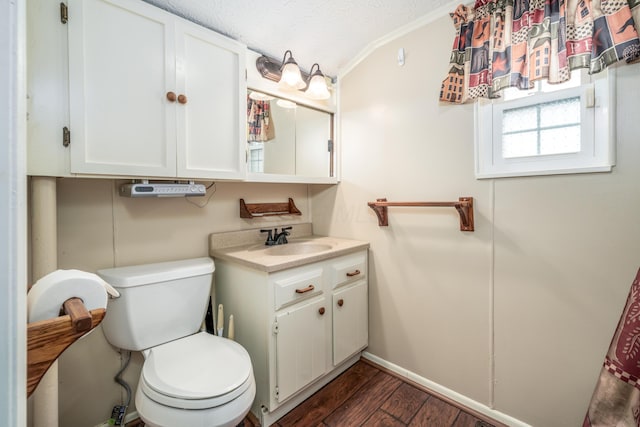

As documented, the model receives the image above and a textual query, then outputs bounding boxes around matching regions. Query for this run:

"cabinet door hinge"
[62,126,70,147]
[60,3,68,24]
[272,321,279,335]
[328,139,333,152]
[275,386,279,399]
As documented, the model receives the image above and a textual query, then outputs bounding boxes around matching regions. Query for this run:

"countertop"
[209,235,369,273]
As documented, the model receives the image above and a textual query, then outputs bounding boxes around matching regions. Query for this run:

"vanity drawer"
[330,252,367,289]
[273,267,324,310]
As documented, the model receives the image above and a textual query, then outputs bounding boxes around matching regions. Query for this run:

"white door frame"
[1,0,27,426]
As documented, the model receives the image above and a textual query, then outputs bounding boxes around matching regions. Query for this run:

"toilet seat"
[141,332,253,410]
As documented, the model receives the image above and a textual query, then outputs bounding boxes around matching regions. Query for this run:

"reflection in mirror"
[247,90,333,178]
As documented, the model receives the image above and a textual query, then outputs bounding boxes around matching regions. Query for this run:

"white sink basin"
[264,242,333,256]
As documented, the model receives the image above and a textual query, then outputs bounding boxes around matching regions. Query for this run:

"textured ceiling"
[143,0,452,78]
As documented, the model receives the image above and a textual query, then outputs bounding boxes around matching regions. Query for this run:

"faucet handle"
[275,226,292,244]
[260,229,275,245]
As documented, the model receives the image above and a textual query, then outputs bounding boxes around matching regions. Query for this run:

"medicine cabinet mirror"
[246,90,335,183]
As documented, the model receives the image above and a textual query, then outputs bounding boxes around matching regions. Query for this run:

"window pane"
[503,105,538,133]
[540,126,580,155]
[502,131,538,158]
[248,142,264,173]
[540,97,580,127]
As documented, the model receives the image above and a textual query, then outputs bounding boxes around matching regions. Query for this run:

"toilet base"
[135,379,256,427]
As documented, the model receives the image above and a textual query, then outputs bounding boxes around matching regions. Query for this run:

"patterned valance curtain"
[247,95,275,142]
[440,0,640,103]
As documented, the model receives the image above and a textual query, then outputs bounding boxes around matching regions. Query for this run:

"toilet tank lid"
[97,257,214,288]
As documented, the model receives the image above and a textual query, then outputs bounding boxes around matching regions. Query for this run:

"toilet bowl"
[98,258,255,427]
[135,332,255,427]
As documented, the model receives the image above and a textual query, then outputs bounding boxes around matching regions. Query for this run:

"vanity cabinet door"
[332,280,368,366]
[275,297,328,403]
[68,0,177,177]
[175,21,246,179]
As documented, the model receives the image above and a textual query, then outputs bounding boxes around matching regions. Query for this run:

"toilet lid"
[142,332,252,401]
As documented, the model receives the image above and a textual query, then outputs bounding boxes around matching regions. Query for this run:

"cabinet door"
[275,297,327,403]
[175,21,246,179]
[68,0,176,176]
[333,281,368,365]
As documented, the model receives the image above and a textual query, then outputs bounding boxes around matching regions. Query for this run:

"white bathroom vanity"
[209,226,369,426]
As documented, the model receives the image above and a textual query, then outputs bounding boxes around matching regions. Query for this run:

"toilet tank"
[98,257,214,351]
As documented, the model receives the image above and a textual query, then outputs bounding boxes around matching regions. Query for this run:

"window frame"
[474,69,616,179]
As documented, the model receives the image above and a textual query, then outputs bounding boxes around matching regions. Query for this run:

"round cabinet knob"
[178,94,188,104]
[318,307,325,315]
[337,299,344,307]
[166,91,177,102]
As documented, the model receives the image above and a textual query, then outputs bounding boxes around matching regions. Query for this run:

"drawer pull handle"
[178,94,188,104]
[318,307,325,315]
[166,91,177,102]
[337,299,344,307]
[295,285,315,294]
[346,269,361,277]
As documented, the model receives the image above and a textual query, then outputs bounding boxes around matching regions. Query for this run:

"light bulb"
[305,74,330,100]
[279,62,306,90]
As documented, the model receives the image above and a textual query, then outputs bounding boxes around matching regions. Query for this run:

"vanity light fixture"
[255,52,332,99]
[305,63,330,100]
[278,50,306,90]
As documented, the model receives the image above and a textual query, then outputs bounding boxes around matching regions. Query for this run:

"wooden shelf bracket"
[367,197,474,231]
[240,198,302,219]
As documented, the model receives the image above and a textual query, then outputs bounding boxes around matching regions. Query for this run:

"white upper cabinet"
[175,21,246,179]
[66,0,246,179]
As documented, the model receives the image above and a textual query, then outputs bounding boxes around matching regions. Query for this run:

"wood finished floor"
[128,358,503,427]
[271,359,500,427]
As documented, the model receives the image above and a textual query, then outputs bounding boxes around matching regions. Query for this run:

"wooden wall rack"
[27,298,105,397]
[240,198,302,219]
[367,197,474,231]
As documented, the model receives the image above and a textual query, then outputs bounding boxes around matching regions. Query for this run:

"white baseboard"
[361,352,530,427]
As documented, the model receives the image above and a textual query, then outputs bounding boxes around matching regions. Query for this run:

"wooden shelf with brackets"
[367,197,474,231]
[240,198,302,218]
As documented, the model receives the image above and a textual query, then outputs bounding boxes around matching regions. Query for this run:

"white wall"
[55,179,310,427]
[1,0,27,426]
[35,7,640,426]
[264,103,296,174]
[312,14,640,427]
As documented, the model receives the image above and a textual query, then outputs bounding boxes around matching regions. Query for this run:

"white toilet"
[98,257,255,427]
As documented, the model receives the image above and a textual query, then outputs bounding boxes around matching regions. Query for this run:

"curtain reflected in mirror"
[247,90,333,178]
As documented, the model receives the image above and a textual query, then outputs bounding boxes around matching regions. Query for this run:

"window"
[474,69,616,178]
[248,142,264,173]
[501,95,581,158]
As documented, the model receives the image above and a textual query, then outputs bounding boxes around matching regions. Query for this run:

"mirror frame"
[245,87,337,184]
